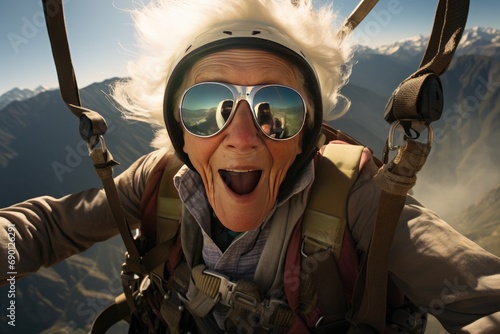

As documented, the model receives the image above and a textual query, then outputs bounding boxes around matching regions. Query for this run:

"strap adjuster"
[186,267,294,329]
[201,269,238,306]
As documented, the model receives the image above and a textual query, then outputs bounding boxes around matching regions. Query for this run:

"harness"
[92,128,425,334]
[39,0,470,333]
[105,133,365,333]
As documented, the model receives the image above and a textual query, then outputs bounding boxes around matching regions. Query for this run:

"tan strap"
[337,0,379,40]
[43,0,143,265]
[89,144,142,265]
[302,144,364,261]
[348,140,431,332]
[348,0,469,331]
[156,155,184,245]
[300,143,364,327]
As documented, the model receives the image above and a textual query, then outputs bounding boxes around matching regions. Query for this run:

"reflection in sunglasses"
[180,82,306,140]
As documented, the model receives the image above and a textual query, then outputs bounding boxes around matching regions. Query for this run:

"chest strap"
[177,264,294,330]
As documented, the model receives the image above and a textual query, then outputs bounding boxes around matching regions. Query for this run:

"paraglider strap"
[344,0,469,332]
[41,0,143,265]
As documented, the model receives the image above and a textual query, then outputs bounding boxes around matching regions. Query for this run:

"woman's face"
[182,49,306,232]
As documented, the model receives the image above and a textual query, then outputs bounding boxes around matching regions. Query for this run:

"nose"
[222,100,260,150]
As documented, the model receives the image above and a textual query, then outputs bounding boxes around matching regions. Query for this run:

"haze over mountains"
[0,27,498,333]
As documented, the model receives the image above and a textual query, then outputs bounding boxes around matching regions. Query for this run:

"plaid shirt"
[173,162,314,281]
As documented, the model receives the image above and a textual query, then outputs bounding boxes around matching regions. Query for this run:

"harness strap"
[337,0,379,40]
[302,144,364,261]
[384,0,470,126]
[300,144,364,329]
[179,264,295,329]
[42,0,143,264]
[91,293,131,334]
[347,0,469,331]
[348,140,431,332]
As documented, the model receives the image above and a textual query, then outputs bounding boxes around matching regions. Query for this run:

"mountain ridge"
[0,85,51,110]
[357,26,500,58]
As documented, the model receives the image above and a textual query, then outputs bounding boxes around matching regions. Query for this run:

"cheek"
[269,137,302,181]
[183,134,217,180]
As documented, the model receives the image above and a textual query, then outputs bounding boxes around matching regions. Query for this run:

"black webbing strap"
[309,250,347,325]
[91,293,131,334]
[41,0,142,263]
[419,0,469,76]
[384,0,470,125]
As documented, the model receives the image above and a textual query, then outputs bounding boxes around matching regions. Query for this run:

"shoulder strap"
[153,155,184,245]
[302,143,364,261]
[287,142,364,331]
[309,143,365,329]
[138,153,184,275]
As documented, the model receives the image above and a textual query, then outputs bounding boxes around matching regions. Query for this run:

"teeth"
[226,169,254,173]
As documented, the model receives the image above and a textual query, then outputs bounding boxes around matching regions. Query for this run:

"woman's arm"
[0,149,168,285]
[348,159,500,333]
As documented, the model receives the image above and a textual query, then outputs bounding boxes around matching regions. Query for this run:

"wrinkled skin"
[182,49,307,232]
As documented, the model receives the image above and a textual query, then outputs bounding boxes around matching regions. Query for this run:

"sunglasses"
[179,82,307,140]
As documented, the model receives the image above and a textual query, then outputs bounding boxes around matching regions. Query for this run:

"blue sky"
[1,0,499,96]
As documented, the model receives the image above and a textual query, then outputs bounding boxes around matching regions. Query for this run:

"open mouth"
[219,169,262,195]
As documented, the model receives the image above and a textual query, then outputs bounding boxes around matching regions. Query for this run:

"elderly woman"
[1,0,500,333]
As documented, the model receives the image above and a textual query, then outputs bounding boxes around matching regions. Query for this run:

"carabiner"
[387,121,433,151]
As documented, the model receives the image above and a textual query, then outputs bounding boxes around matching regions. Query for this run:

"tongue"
[220,170,262,195]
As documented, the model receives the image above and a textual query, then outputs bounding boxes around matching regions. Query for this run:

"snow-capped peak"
[376,34,428,55]
[0,86,53,110]
[459,26,500,48]
[358,27,500,59]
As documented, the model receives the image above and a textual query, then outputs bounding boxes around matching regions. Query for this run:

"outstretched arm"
[0,149,168,285]
[348,159,500,333]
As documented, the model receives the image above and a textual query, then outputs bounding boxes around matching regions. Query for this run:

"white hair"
[112,0,354,149]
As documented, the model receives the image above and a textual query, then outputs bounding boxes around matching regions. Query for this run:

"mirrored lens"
[180,83,306,139]
[181,84,233,137]
[253,86,305,139]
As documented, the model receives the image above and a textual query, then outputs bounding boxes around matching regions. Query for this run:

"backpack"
[91,124,426,333]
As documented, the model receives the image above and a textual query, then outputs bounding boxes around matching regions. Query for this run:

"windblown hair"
[112,0,354,149]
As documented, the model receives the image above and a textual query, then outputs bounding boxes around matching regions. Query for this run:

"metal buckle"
[300,236,332,258]
[387,120,433,151]
[86,134,106,154]
[150,272,170,299]
[202,269,238,306]
[315,316,324,329]
[121,262,140,290]
[201,269,293,329]
[261,299,289,329]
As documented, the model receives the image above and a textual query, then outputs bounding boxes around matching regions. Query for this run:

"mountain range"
[0,79,153,333]
[356,26,500,62]
[0,26,499,333]
[0,86,51,111]
[338,27,500,222]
